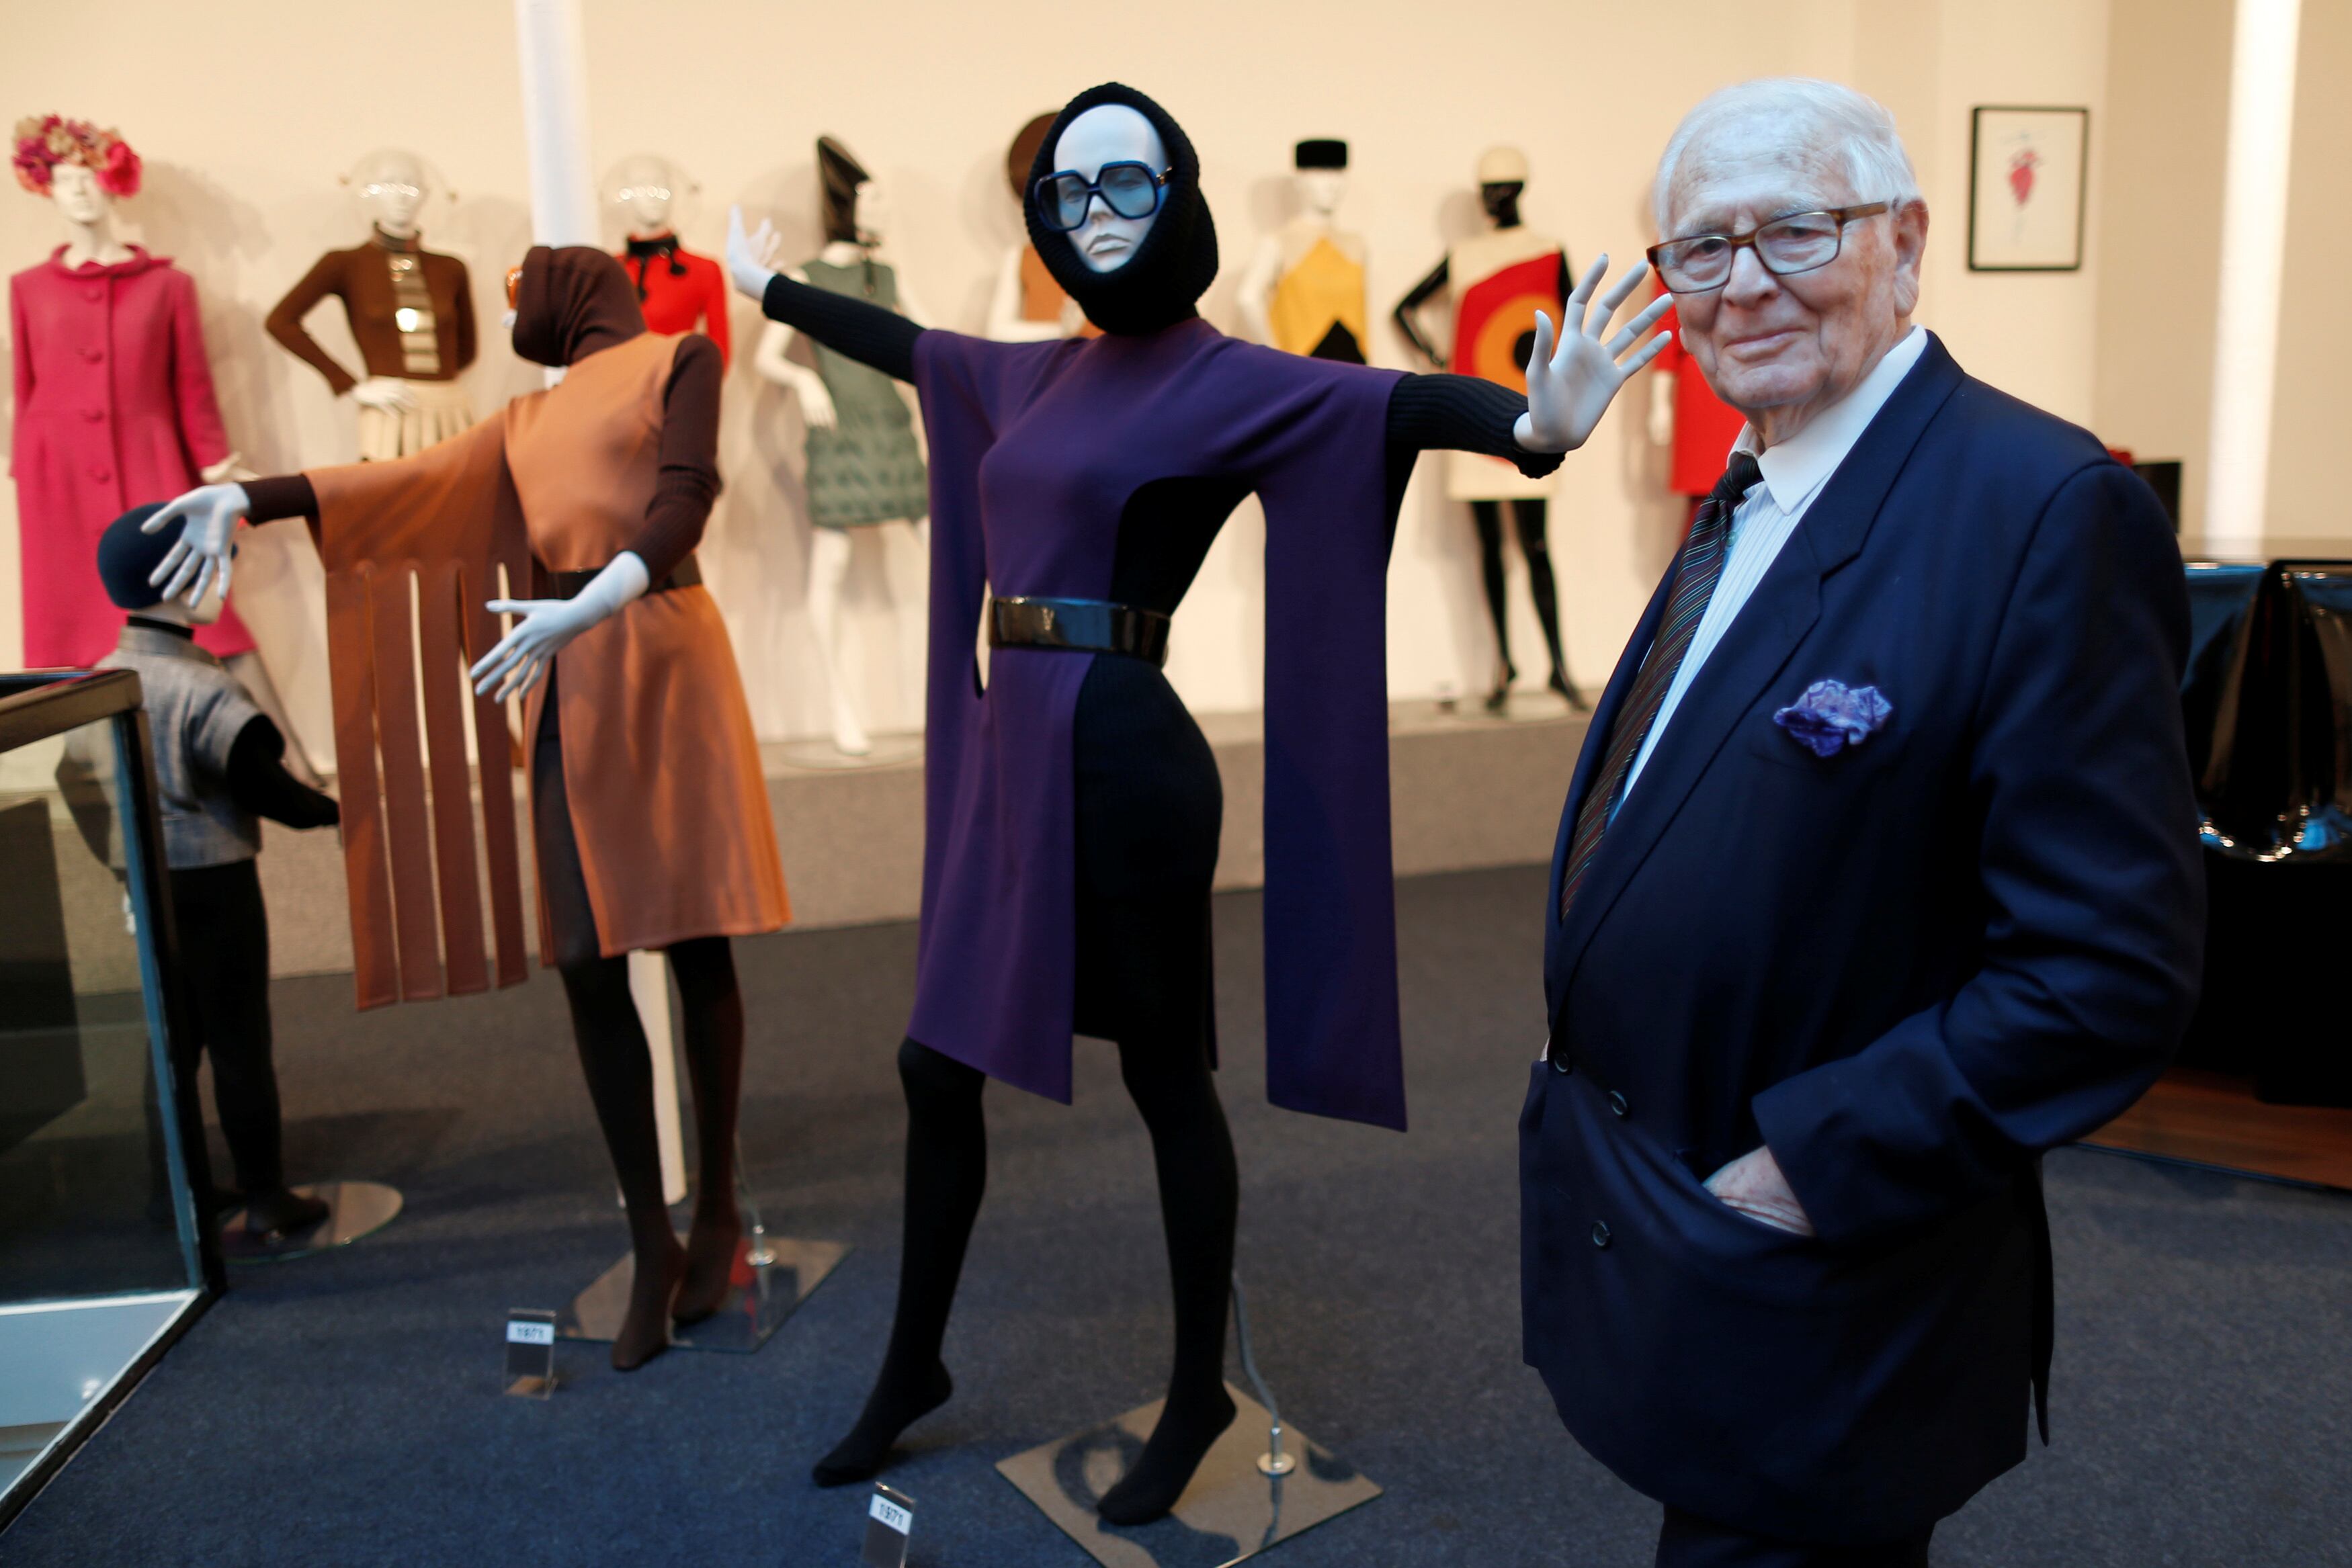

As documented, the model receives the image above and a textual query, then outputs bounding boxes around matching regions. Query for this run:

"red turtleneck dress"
[616,234,730,367]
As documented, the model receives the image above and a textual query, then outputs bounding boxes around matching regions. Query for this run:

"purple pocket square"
[1772,680,1893,758]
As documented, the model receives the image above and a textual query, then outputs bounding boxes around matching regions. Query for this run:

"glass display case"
[0,669,220,1528]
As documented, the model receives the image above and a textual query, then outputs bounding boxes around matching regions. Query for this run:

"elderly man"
[1521,79,2202,1565]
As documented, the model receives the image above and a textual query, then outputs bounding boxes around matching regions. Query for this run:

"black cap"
[97,503,180,611]
[1294,138,1348,171]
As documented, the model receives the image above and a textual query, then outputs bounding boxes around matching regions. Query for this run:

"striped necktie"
[1558,451,1763,920]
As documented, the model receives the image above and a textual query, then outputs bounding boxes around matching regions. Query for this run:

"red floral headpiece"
[13,114,142,199]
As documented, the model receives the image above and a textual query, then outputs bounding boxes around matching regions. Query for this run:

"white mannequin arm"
[470,551,650,701]
[1235,233,1282,346]
[751,279,837,429]
[987,246,1060,343]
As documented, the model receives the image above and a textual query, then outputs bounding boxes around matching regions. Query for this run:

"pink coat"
[10,245,253,664]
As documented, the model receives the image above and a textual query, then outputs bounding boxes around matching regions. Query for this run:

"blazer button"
[1607,1090,1628,1117]
[1549,1051,1573,1075]
[1591,1221,1612,1249]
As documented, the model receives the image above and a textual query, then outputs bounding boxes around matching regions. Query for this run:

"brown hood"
[512,245,645,367]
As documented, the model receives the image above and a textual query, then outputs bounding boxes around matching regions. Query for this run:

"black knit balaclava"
[1025,83,1216,337]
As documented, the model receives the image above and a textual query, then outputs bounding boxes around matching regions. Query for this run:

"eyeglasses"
[1032,162,1171,232]
[1646,203,1888,293]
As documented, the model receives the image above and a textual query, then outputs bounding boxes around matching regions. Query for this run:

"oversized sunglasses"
[1031,161,1171,232]
[1645,202,1888,293]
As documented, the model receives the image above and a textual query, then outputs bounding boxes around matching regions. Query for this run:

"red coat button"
[89,466,112,482]
[80,347,103,362]
[83,408,106,421]
[81,287,103,302]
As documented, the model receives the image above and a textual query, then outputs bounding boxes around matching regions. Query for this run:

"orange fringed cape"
[309,332,789,1009]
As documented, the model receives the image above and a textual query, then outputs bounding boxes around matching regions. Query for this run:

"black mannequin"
[1394,167,1586,713]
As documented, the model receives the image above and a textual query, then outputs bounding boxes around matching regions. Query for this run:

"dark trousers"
[1657,1508,1932,1567]
[167,859,284,1193]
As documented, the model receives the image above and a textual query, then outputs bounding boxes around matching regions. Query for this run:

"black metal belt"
[548,555,700,599]
[989,596,1171,666]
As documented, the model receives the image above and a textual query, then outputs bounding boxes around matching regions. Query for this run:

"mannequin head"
[13,114,140,224]
[1293,138,1347,220]
[1477,145,1528,229]
[349,148,431,236]
[1023,82,1216,336]
[610,153,677,236]
[510,245,644,367]
[100,504,224,623]
[1051,105,1166,273]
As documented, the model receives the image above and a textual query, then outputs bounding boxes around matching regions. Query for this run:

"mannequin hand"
[1646,374,1676,448]
[726,205,782,301]
[470,552,650,703]
[198,451,259,485]
[351,378,418,413]
[141,482,251,606]
[1515,257,1675,453]
[793,373,839,431]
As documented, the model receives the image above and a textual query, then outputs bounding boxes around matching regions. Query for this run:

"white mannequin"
[340,150,435,418]
[1235,166,1364,347]
[751,173,933,757]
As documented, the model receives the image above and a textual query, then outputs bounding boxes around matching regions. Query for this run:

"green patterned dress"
[800,255,929,528]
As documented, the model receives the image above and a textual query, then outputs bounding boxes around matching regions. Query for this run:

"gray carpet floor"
[5,866,2346,1566]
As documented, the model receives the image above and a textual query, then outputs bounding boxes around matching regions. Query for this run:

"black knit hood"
[1024,83,1217,337]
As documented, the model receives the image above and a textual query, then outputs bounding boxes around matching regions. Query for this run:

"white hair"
[1652,78,1921,233]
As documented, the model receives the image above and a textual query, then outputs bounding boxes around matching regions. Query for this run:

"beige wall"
[3,0,2126,765]
[2093,0,2234,536]
[2266,0,2347,536]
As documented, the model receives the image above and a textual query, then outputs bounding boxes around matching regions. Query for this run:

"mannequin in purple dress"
[726,82,1667,1522]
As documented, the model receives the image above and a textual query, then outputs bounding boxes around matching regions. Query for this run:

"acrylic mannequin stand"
[560,1156,847,1354]
[218,1180,404,1263]
[995,1278,1380,1567]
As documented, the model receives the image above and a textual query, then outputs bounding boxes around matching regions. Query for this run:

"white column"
[513,0,688,1207]
[2203,0,2303,552]
[513,0,597,247]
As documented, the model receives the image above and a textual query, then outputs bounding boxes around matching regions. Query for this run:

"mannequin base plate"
[995,1382,1380,1568]
[219,1180,403,1263]
[557,1234,847,1353]
[773,735,923,772]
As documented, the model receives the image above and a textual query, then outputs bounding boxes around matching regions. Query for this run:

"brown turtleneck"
[245,245,720,582]
[265,230,478,394]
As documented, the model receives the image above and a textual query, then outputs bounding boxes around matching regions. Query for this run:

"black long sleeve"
[224,716,340,830]
[761,271,921,382]
[624,334,724,580]
[1386,373,1563,479]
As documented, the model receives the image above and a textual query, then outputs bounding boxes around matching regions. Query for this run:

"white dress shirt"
[1616,326,1927,808]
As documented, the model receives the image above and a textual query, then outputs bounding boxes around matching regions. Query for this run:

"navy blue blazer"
[1520,334,2203,1544]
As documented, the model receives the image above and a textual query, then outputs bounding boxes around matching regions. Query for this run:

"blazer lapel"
[1549,335,1970,994]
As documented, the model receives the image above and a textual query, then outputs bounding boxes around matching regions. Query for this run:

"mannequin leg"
[1470,500,1515,709]
[666,935,744,1323]
[807,527,872,756]
[534,705,683,1370]
[1511,500,1583,709]
[1094,1026,1241,1525]
[814,1037,985,1485]
[167,860,327,1237]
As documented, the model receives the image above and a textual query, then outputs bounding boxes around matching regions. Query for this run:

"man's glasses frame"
[1032,162,1172,232]
[1646,202,1890,294]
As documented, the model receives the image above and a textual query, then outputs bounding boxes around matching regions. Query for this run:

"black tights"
[816,1031,1239,1520]
[1470,498,1572,697]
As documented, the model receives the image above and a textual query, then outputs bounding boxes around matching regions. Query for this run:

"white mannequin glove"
[725,205,782,302]
[1515,257,1675,453]
[140,482,252,605]
[469,551,651,702]
[351,378,419,413]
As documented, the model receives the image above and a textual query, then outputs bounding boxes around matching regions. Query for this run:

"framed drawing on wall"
[1968,106,2089,271]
